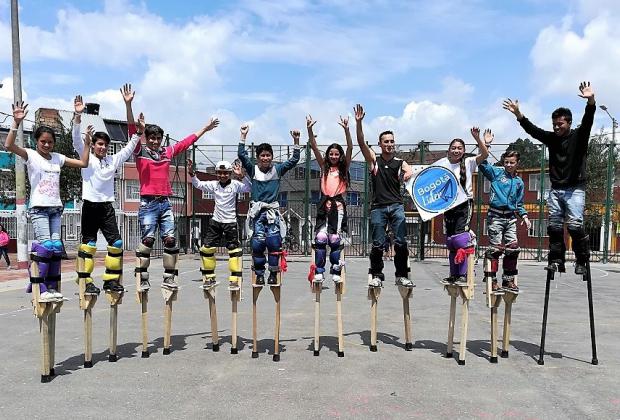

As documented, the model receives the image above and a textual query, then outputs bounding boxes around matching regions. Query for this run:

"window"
[529,219,549,238]
[529,173,550,200]
[279,192,288,207]
[294,167,305,180]
[346,191,360,206]
[483,179,491,194]
[482,218,489,236]
[310,169,320,179]
[310,190,320,204]
[172,182,185,199]
[125,179,140,201]
[350,165,365,181]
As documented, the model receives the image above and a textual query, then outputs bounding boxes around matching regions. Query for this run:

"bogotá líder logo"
[411,166,458,213]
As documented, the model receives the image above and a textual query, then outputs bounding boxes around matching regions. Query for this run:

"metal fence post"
[303,143,311,256]
[362,154,369,257]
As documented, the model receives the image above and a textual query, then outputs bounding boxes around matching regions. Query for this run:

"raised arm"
[503,98,552,144]
[577,81,596,137]
[113,112,144,169]
[72,95,85,155]
[470,127,490,165]
[354,104,376,166]
[306,115,324,168]
[4,102,29,161]
[338,115,353,168]
[169,117,220,158]
[277,129,301,176]
[65,125,92,168]
[237,124,254,176]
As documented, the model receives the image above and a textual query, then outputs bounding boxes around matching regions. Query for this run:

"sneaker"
[368,276,382,287]
[313,273,324,283]
[547,260,566,273]
[39,291,56,302]
[502,280,519,293]
[201,278,217,289]
[47,289,64,299]
[84,282,101,295]
[454,276,468,286]
[162,277,178,289]
[395,277,415,288]
[441,276,456,285]
[228,280,240,290]
[254,274,265,286]
[574,263,588,276]
[139,280,151,291]
[491,281,502,293]
[103,280,124,293]
[267,272,279,285]
[332,274,342,284]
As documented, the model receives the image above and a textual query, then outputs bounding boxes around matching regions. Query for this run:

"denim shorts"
[138,196,175,241]
[29,206,63,242]
[547,187,585,228]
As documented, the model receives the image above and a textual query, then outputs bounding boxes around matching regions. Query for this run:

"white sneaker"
[396,277,415,287]
[48,289,64,299]
[368,276,382,287]
[313,273,324,283]
[39,291,55,302]
[332,274,342,283]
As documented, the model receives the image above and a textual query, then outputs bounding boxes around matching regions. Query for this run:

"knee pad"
[315,231,328,245]
[163,236,176,248]
[393,241,409,278]
[200,246,217,281]
[76,243,97,285]
[102,245,123,283]
[142,237,155,248]
[484,246,503,260]
[567,225,590,261]
[29,242,52,288]
[547,225,566,260]
[503,242,520,275]
[329,243,344,275]
[51,240,63,252]
[135,243,152,282]
[162,246,179,282]
[111,239,123,248]
[228,248,243,284]
[314,234,328,272]
[251,238,267,273]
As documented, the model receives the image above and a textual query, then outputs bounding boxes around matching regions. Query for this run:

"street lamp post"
[600,105,617,263]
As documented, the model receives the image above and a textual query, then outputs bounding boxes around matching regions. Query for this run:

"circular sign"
[410,166,459,213]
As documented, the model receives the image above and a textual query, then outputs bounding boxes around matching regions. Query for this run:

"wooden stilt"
[444,253,475,364]
[203,285,219,352]
[271,271,282,362]
[368,285,381,352]
[230,289,240,354]
[313,281,321,356]
[501,292,517,358]
[446,288,457,358]
[39,306,51,382]
[105,290,123,362]
[137,291,149,357]
[490,294,502,363]
[251,271,262,359]
[78,277,97,368]
[161,288,177,355]
[335,252,346,357]
[398,285,414,351]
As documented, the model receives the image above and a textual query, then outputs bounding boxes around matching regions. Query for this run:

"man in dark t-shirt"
[354,104,413,287]
[503,81,596,275]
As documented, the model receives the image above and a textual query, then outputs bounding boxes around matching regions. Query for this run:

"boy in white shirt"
[72,87,144,295]
[187,127,251,289]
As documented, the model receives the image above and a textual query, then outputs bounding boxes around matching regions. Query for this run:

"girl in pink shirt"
[306,115,353,283]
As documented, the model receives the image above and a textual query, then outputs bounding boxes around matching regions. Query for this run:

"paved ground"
[0,255,619,419]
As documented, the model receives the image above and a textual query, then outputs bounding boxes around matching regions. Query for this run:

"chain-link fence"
[189,136,619,263]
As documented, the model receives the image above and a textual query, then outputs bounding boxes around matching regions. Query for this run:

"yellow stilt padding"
[102,245,123,282]
[200,246,217,285]
[76,244,97,285]
[228,247,243,288]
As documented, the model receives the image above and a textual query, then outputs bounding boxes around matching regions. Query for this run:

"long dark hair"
[323,143,349,187]
[448,138,467,190]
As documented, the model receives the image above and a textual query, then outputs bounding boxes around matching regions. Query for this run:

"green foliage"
[503,137,546,169]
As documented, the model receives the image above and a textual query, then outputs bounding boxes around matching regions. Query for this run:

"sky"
[0,0,618,152]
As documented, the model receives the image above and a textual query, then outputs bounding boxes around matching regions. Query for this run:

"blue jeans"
[251,212,282,276]
[369,203,408,277]
[547,187,585,230]
[138,197,175,241]
[29,206,63,242]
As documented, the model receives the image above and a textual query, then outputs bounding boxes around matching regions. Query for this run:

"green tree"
[503,137,546,168]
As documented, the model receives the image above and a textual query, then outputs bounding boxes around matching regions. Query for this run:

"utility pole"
[11,0,28,269]
[600,105,617,263]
